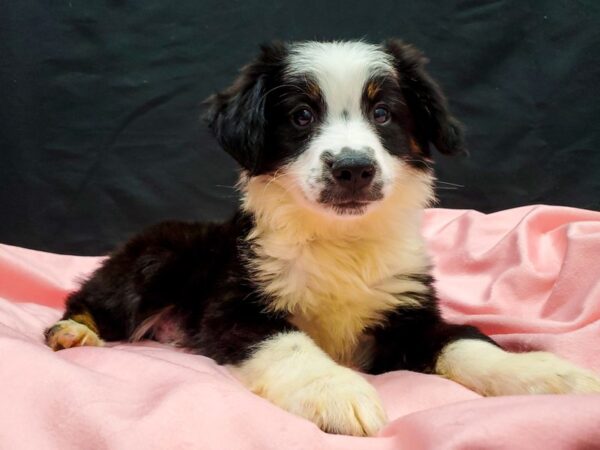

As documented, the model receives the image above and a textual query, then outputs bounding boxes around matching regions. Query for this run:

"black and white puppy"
[45,39,600,436]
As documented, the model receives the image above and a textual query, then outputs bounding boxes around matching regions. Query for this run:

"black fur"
[61,216,493,371]
[360,74,433,171]
[384,38,466,157]
[205,42,290,175]
[368,276,497,374]
[205,42,327,176]
[52,39,493,376]
[63,214,294,364]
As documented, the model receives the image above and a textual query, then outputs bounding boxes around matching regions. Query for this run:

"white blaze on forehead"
[286,41,395,117]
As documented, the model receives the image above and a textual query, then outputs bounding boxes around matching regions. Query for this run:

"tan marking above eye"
[408,137,422,155]
[307,81,322,101]
[366,82,380,100]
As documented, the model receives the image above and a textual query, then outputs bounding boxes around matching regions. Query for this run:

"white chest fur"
[242,173,434,364]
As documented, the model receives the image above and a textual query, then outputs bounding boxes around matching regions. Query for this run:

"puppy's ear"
[204,42,288,173]
[384,39,466,157]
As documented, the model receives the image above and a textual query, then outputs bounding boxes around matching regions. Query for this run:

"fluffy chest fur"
[242,174,434,364]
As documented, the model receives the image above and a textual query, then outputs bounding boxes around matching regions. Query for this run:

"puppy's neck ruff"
[240,169,436,363]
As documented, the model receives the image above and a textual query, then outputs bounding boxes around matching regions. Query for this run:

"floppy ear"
[384,39,466,157]
[204,42,288,173]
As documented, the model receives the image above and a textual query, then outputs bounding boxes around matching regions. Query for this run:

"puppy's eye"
[292,108,314,127]
[373,105,390,124]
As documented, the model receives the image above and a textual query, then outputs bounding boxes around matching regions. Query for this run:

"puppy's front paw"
[280,366,387,436]
[234,332,387,436]
[45,319,104,351]
[490,352,600,395]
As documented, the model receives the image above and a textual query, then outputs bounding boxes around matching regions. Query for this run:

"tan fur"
[45,319,104,351]
[70,312,99,334]
[366,80,380,100]
[241,164,435,364]
[231,331,387,436]
[306,80,323,101]
[436,339,600,395]
[408,136,424,156]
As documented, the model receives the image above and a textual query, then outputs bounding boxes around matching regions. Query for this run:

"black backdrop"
[2,0,599,255]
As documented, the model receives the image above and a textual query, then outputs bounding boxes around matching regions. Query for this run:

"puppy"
[45,39,600,436]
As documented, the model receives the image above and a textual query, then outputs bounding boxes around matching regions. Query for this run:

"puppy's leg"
[368,302,600,395]
[232,331,387,437]
[436,339,600,395]
[44,221,204,351]
[45,278,132,351]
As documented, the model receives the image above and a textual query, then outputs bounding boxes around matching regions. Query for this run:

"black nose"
[330,153,376,190]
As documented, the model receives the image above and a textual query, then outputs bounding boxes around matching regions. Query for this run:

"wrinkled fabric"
[1,205,599,450]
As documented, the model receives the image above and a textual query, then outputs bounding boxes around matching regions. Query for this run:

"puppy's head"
[206,39,464,218]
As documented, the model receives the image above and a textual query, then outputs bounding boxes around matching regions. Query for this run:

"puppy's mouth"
[328,200,372,215]
[318,188,384,216]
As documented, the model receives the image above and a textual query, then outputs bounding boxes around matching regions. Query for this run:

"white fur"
[287,42,395,109]
[241,162,435,364]
[231,331,387,436]
[241,50,436,361]
[436,339,600,395]
[285,41,398,208]
[289,118,398,205]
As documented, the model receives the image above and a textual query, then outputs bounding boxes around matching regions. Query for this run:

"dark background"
[2,0,599,255]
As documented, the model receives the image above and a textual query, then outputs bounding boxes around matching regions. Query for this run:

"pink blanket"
[2,205,600,449]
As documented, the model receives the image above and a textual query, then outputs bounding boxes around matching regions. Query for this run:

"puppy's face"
[207,40,464,217]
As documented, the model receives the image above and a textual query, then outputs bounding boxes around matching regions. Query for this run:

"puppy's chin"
[325,201,371,216]
[319,200,380,218]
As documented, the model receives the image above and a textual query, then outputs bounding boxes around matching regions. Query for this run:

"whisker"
[261,168,288,195]
[402,158,434,170]
[436,180,465,188]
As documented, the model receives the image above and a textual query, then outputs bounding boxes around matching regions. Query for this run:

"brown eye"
[373,105,390,124]
[292,108,314,127]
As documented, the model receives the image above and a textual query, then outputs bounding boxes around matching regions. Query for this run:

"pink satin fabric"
[1,205,599,449]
